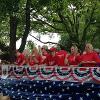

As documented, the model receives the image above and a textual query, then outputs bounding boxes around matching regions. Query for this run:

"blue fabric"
[0,78,100,100]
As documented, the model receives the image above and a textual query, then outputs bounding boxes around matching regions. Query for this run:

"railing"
[0,64,100,83]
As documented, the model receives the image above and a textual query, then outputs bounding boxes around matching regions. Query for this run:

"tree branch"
[81,4,96,44]
[32,15,64,32]
[57,10,72,37]
[29,34,61,46]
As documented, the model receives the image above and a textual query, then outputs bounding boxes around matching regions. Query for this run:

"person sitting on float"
[40,45,49,64]
[79,43,100,67]
[56,45,68,66]
[15,50,26,66]
[28,47,42,67]
[67,45,81,67]
[44,47,57,66]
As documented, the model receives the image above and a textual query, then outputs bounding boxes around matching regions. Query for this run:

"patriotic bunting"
[0,65,100,83]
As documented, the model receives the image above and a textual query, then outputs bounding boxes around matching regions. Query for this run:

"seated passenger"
[44,47,57,66]
[41,45,49,64]
[28,47,42,67]
[56,49,68,66]
[16,50,26,66]
[67,45,80,66]
[80,43,100,67]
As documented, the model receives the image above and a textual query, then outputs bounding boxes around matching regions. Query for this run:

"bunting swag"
[0,65,100,83]
[55,67,72,81]
[90,68,100,83]
[0,65,100,100]
[39,67,55,80]
[72,68,91,82]
[25,67,39,80]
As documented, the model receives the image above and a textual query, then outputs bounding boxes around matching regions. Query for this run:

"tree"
[30,0,100,50]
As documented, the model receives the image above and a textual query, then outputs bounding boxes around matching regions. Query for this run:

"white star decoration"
[80,97,83,100]
[58,84,61,87]
[27,97,29,99]
[41,82,44,85]
[33,84,36,87]
[12,91,14,94]
[98,93,100,97]
[40,91,42,93]
[17,89,20,92]
[25,89,27,92]
[86,93,89,97]
[44,87,47,90]
[53,82,55,85]
[32,91,34,93]
[49,85,51,88]
[68,97,72,100]
[67,86,69,90]
[49,95,52,98]
[41,94,44,96]
[20,96,23,99]
[91,84,94,87]
[63,81,65,84]
[18,92,21,95]
[13,96,15,98]
[71,83,74,86]
[36,80,39,83]
[59,95,62,98]
[30,85,32,89]
[62,89,65,92]
[15,84,18,87]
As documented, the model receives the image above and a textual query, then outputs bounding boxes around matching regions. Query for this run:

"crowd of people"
[16,43,100,67]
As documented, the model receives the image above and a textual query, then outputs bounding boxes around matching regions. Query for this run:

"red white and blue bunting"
[90,68,100,83]
[25,66,39,80]
[13,66,25,79]
[55,67,72,81]
[0,65,100,83]
[39,66,55,80]
[72,68,91,82]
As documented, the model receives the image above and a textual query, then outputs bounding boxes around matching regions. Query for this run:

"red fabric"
[45,54,57,66]
[36,55,42,65]
[56,50,67,66]
[42,53,49,64]
[80,52,100,67]
[29,61,35,66]
[49,47,57,52]
[67,54,81,66]
[16,54,25,66]
[28,55,42,66]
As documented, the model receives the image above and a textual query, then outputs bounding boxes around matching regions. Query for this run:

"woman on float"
[67,45,80,67]
[28,47,42,67]
[56,45,68,67]
[44,47,57,66]
[80,43,100,67]
[15,50,26,66]
[40,45,49,64]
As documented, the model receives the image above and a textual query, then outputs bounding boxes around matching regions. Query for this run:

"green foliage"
[25,40,35,53]
[0,0,100,54]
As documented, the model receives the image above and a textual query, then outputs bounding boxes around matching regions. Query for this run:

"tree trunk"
[9,15,17,63]
[19,0,31,52]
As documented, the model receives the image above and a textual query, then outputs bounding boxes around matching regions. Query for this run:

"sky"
[16,31,60,49]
